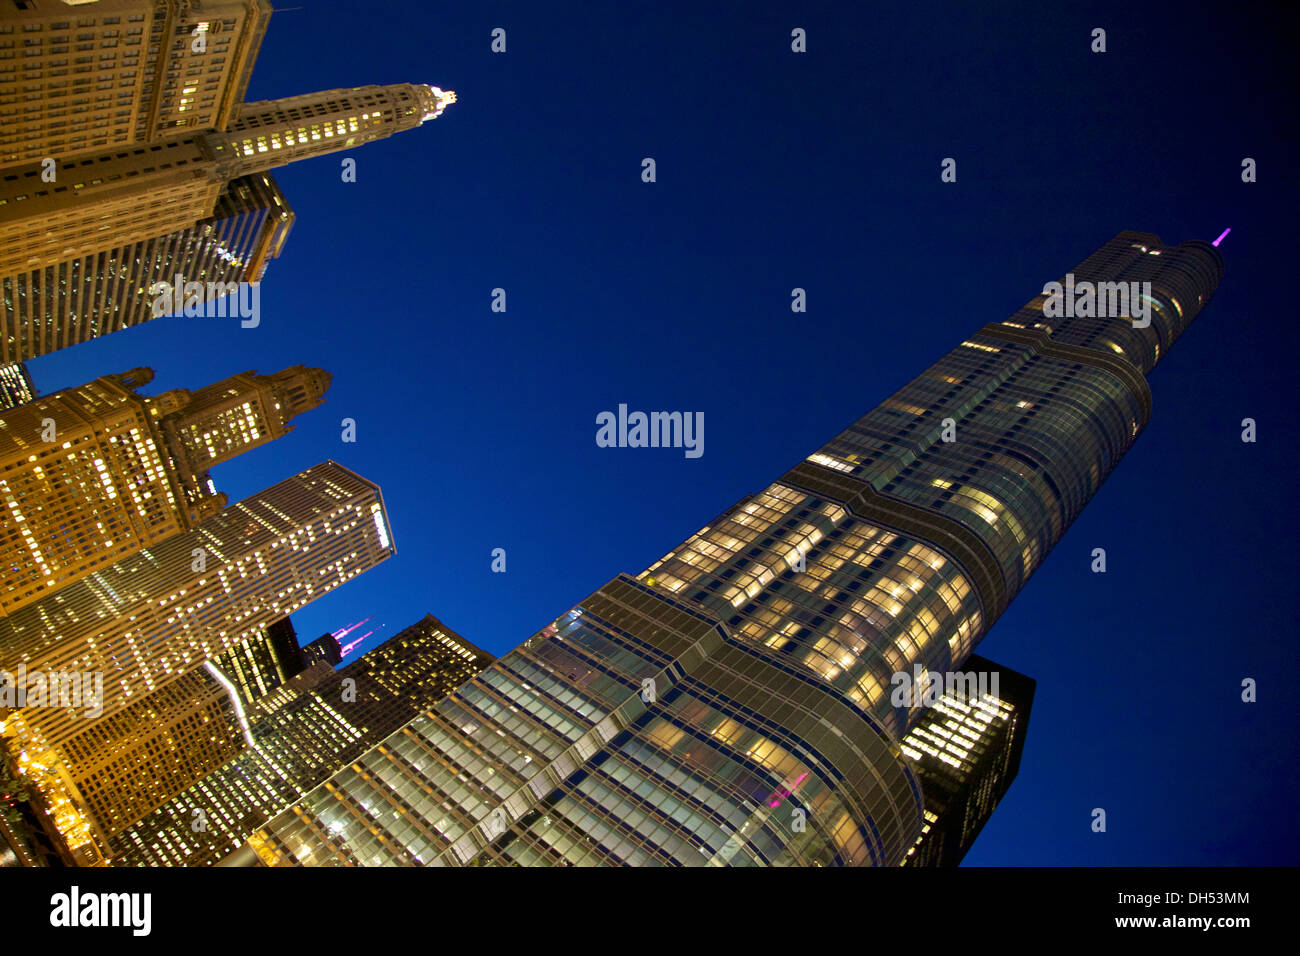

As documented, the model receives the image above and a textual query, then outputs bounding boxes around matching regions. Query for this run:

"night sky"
[26,1,1297,865]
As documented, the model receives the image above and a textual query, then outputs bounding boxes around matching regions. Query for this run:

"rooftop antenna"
[1212,227,1231,247]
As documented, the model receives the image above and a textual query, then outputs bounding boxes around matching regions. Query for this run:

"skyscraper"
[40,620,301,855]
[301,632,343,669]
[897,654,1035,866]
[2,173,294,364]
[0,0,272,167]
[53,668,250,848]
[236,231,1222,867]
[114,615,492,866]
[0,83,455,279]
[210,617,305,705]
[0,364,330,616]
[0,460,396,754]
[0,461,395,861]
[0,0,452,360]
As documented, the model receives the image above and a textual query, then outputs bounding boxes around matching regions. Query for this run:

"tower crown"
[422,86,457,121]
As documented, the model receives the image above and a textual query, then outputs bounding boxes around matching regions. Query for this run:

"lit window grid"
[0,463,394,751]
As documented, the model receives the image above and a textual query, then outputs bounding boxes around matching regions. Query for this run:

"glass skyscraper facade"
[232,232,1218,866]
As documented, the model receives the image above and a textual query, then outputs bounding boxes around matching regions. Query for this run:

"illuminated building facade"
[2,173,293,364]
[0,0,271,167]
[0,82,456,279]
[0,460,396,754]
[236,231,1221,867]
[53,668,249,845]
[0,361,35,409]
[114,615,491,866]
[0,364,329,616]
[48,620,303,849]
[897,654,1035,866]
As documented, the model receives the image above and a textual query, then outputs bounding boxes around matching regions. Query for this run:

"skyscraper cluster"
[233,232,1221,868]
[0,0,458,865]
[0,3,1227,870]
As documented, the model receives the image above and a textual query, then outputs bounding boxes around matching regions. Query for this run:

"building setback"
[233,231,1221,867]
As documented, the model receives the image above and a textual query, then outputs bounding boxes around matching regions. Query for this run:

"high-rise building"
[0,83,455,278]
[0,361,35,408]
[1,0,454,360]
[41,620,303,852]
[235,231,1222,867]
[0,460,396,754]
[897,654,1035,866]
[2,173,294,364]
[113,615,492,866]
[52,668,250,847]
[0,0,272,168]
[0,364,329,616]
[300,633,342,669]
[210,617,305,705]
[0,461,394,861]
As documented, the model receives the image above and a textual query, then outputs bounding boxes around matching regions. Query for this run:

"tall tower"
[237,231,1223,868]
[160,365,332,484]
[0,461,396,755]
[206,84,456,179]
[0,364,329,616]
[40,620,303,859]
[2,173,294,365]
[0,83,455,277]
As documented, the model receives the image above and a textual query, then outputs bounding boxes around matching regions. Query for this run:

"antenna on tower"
[1212,227,1231,247]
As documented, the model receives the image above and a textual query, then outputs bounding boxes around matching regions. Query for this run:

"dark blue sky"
[27,1,1297,864]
